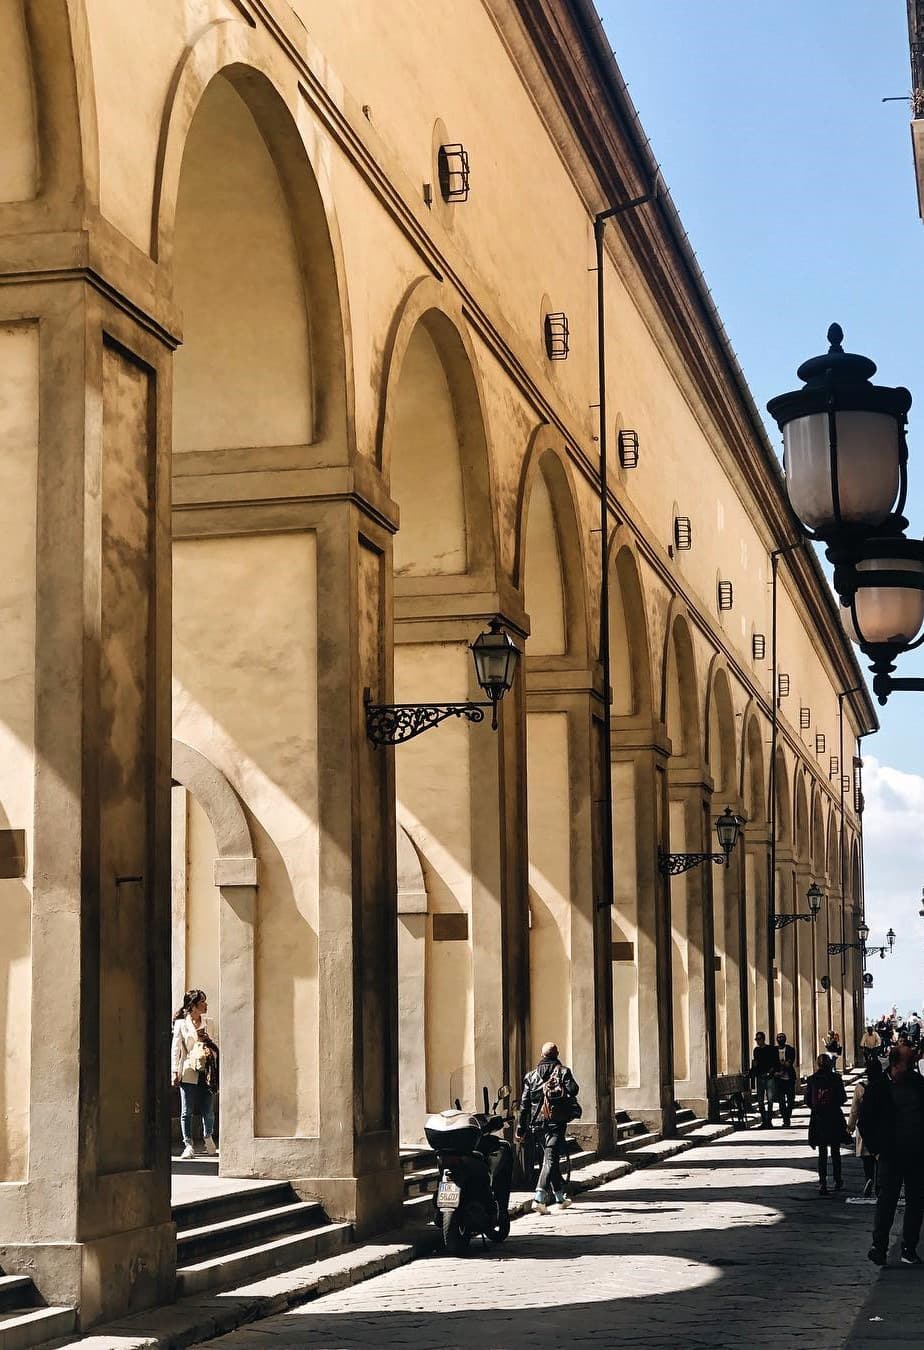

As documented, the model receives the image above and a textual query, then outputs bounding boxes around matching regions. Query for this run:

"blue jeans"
[179,1081,214,1146]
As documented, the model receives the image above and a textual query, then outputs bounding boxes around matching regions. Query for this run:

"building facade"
[0,0,876,1329]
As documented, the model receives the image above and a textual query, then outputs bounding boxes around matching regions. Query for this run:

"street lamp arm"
[773,912,816,929]
[658,850,728,877]
[365,700,490,746]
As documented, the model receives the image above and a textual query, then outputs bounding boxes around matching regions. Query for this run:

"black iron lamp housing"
[714,805,742,857]
[857,918,870,944]
[659,804,744,876]
[837,534,924,704]
[470,618,519,728]
[774,880,823,930]
[807,882,823,916]
[767,324,911,545]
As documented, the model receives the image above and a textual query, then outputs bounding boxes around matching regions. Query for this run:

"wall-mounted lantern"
[659,806,744,876]
[774,880,823,929]
[437,143,470,201]
[365,617,519,745]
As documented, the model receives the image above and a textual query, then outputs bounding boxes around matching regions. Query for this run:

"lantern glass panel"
[857,919,870,944]
[807,884,822,915]
[852,556,924,647]
[715,808,740,854]
[783,410,901,531]
[471,626,518,699]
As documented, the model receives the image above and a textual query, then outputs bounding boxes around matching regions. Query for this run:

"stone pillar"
[526,672,613,1151]
[744,821,771,1049]
[774,849,798,1050]
[668,772,716,1119]
[0,281,174,1325]
[828,888,845,1052]
[795,862,818,1069]
[612,725,674,1134]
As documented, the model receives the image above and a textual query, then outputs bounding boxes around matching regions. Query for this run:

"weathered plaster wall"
[173,532,320,1137]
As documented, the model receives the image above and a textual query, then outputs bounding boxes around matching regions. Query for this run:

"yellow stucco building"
[0,0,876,1332]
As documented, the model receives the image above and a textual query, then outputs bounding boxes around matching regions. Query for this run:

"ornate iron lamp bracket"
[658,850,727,877]
[828,940,863,956]
[365,697,491,746]
[773,912,816,930]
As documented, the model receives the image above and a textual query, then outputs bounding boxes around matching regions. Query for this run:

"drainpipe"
[767,540,802,1042]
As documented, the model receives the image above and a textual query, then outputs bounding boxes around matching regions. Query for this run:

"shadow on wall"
[0,796,29,1182]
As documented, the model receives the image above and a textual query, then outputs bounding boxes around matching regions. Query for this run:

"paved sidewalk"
[196,1110,907,1349]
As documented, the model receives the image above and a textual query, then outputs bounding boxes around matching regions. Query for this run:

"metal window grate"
[842,774,852,796]
[800,706,811,729]
[717,580,733,611]
[816,732,826,754]
[437,143,470,201]
[829,755,839,778]
[674,516,692,551]
[618,429,639,469]
[777,672,790,698]
[544,312,569,360]
[752,633,766,661]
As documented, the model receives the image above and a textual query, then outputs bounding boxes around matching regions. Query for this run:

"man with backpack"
[516,1042,581,1214]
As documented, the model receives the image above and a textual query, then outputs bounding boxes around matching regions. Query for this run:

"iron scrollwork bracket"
[827,941,862,956]
[773,912,815,930]
[365,698,489,746]
[658,850,726,877]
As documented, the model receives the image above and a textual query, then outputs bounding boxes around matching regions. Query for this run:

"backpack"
[539,1064,580,1123]
[812,1081,834,1109]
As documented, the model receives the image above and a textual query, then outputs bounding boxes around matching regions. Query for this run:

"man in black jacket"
[775,1032,798,1127]
[516,1042,580,1214]
[859,1044,924,1266]
[750,1032,780,1128]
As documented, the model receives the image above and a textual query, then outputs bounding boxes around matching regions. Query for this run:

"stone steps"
[0,1305,76,1350]
[173,1181,351,1299]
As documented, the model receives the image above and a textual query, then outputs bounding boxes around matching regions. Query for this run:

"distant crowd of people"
[749,1014,924,1268]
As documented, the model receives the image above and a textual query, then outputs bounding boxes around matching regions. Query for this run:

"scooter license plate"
[437,1180,462,1210]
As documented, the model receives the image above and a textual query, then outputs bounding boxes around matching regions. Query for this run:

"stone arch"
[171,740,256,868]
[515,430,590,664]
[170,740,258,1172]
[662,604,701,764]
[794,769,810,864]
[154,35,352,456]
[608,531,654,722]
[381,281,497,584]
[0,1,98,224]
[704,659,737,797]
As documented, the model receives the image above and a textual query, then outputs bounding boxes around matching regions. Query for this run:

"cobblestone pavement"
[199,1110,919,1349]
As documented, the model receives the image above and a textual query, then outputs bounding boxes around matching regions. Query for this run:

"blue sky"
[598,1,924,1010]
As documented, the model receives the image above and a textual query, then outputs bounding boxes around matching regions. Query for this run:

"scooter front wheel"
[441,1209,471,1255]
[487,1211,510,1244]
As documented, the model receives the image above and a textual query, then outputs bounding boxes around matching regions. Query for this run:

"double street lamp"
[773,880,823,930]
[767,324,924,705]
[828,915,896,960]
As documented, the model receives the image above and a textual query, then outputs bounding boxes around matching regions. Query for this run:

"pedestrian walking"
[516,1041,580,1215]
[860,1025,881,1068]
[860,1044,924,1266]
[805,1054,849,1195]
[749,1031,779,1128]
[171,988,219,1160]
[848,1056,882,1198]
[823,1029,843,1066]
[774,1032,797,1127]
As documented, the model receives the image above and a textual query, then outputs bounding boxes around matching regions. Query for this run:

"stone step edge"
[46,1121,735,1350]
[0,1305,76,1350]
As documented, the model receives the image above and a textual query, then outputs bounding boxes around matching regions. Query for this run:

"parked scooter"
[425,1086,513,1254]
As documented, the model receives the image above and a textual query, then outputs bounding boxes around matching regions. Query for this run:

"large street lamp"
[829,914,896,960]
[768,324,924,705]
[365,617,520,745]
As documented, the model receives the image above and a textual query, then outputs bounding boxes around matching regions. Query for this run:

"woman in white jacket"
[171,988,218,1160]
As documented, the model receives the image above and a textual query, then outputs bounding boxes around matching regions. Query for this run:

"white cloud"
[860,755,924,1016]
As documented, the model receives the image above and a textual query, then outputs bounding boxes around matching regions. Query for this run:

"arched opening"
[811,793,829,1042]
[608,544,654,1093]
[170,69,345,1172]
[388,304,498,1134]
[663,613,702,1095]
[793,771,814,1066]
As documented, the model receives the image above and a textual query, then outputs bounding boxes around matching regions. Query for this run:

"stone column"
[526,670,613,1151]
[743,820,771,1048]
[0,280,174,1324]
[668,772,716,1119]
[774,849,798,1049]
[795,861,818,1069]
[611,725,674,1134]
